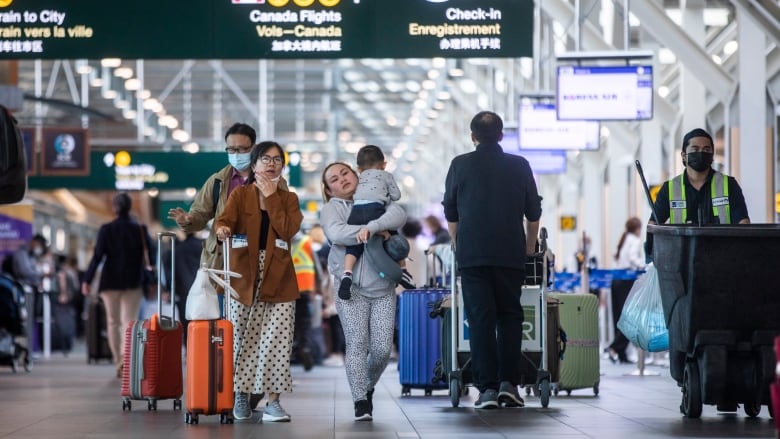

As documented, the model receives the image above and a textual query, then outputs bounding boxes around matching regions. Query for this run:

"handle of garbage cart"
[635,160,660,224]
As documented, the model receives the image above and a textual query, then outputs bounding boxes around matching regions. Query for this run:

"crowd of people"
[0,116,752,424]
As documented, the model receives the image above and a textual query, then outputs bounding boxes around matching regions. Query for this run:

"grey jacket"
[320,197,406,298]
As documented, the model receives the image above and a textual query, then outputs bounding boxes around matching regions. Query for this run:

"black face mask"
[685,152,713,172]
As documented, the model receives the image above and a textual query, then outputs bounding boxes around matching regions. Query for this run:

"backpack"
[0,104,27,204]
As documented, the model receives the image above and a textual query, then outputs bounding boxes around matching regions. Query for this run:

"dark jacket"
[84,216,153,292]
[442,143,542,269]
[162,234,203,298]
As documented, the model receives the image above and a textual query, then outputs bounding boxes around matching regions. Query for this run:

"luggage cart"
[446,228,556,408]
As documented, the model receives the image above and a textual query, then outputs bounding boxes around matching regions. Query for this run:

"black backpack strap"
[212,178,222,217]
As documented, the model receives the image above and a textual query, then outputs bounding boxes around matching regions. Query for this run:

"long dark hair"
[246,141,285,185]
[615,217,642,260]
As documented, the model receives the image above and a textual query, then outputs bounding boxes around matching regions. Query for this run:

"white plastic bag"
[185,269,220,321]
[617,264,669,352]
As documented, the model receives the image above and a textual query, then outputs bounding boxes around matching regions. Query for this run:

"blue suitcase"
[398,289,449,395]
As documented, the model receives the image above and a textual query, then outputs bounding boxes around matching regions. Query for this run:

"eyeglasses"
[260,155,284,165]
[225,145,253,154]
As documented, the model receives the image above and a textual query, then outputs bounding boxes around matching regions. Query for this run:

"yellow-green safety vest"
[668,171,731,224]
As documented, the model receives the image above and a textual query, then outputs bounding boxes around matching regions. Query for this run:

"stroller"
[0,273,31,372]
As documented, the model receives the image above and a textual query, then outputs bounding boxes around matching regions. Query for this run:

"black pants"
[609,279,635,361]
[459,266,525,392]
[292,292,312,361]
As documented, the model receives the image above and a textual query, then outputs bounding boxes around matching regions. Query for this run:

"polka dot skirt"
[230,249,295,395]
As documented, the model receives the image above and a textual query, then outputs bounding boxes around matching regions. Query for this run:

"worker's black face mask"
[685,151,713,172]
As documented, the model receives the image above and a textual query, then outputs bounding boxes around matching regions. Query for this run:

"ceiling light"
[385,82,404,93]
[432,58,446,69]
[159,115,179,129]
[427,110,438,119]
[114,67,133,79]
[122,109,137,119]
[433,101,445,110]
[422,79,436,90]
[143,127,156,137]
[75,63,92,75]
[405,80,421,92]
[143,98,160,110]
[386,116,398,127]
[314,131,328,142]
[711,54,722,65]
[100,58,122,68]
[449,68,464,77]
[458,78,477,94]
[185,188,197,198]
[115,99,129,109]
[137,89,151,99]
[436,91,451,100]
[89,77,104,87]
[427,69,440,80]
[172,129,190,142]
[101,89,117,99]
[124,78,141,91]
[403,126,413,136]
[183,142,200,154]
[658,86,670,98]
[658,48,676,64]
[723,40,738,56]
[147,188,159,198]
[413,99,427,109]
[477,93,488,108]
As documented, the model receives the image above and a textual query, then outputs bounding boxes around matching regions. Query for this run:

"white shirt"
[616,232,645,270]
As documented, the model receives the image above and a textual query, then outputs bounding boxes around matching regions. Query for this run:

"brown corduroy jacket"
[214,183,303,306]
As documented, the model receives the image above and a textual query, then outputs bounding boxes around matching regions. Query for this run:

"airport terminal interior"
[2,0,780,438]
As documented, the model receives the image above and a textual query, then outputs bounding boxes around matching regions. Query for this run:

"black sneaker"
[338,274,352,300]
[354,399,372,421]
[399,269,415,290]
[367,388,374,413]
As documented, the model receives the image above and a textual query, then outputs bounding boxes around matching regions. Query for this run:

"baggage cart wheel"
[593,380,600,396]
[540,379,550,408]
[122,399,131,411]
[682,362,702,418]
[401,385,411,396]
[566,389,571,396]
[553,387,559,396]
[744,402,761,418]
[525,386,531,396]
[449,378,460,407]
[173,399,182,411]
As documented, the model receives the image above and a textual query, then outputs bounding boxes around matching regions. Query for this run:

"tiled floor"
[0,342,776,439]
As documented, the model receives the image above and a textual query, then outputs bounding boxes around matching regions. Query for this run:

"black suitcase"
[86,296,112,364]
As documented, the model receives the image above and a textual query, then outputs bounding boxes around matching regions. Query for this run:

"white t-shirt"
[616,232,645,270]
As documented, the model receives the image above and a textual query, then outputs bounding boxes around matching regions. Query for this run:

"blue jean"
[459,266,525,392]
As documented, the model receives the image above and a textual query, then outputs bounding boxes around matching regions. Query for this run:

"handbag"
[185,268,221,320]
[617,264,669,352]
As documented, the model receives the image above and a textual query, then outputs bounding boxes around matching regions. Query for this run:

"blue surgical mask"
[228,152,251,171]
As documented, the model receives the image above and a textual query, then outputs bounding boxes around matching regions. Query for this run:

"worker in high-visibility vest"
[291,231,315,371]
[650,128,750,227]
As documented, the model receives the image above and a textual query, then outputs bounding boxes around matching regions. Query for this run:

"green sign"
[28,151,228,190]
[0,0,532,59]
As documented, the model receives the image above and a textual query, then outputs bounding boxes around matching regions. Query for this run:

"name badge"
[231,234,248,249]
[712,197,729,207]
[670,200,686,209]
[275,239,289,251]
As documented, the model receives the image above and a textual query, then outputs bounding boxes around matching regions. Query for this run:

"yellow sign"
[776,192,780,214]
[650,184,661,202]
[560,215,576,231]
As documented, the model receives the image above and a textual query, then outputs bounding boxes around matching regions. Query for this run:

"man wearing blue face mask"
[649,128,750,227]
[168,122,257,277]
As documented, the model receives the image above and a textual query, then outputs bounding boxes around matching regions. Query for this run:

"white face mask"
[228,152,252,171]
[32,247,43,257]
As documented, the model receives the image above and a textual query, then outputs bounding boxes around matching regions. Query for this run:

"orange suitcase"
[185,240,237,425]
[121,232,183,411]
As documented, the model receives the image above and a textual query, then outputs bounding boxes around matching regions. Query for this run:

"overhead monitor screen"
[518,102,600,150]
[501,131,567,175]
[556,65,653,121]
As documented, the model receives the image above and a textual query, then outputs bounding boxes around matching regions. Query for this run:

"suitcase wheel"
[220,413,233,424]
[401,385,411,396]
[185,412,198,424]
[122,399,131,411]
[424,389,432,396]
[147,399,157,411]
[173,399,182,411]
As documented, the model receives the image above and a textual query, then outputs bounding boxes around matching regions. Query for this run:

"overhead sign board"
[0,0,532,59]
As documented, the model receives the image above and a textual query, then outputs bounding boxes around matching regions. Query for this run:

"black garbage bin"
[649,224,780,419]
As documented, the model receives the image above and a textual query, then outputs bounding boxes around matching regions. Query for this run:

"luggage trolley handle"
[222,240,231,319]
[156,231,177,328]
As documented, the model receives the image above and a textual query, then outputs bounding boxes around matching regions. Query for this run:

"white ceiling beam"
[629,0,735,103]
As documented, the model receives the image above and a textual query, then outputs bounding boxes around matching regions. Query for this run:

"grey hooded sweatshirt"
[320,197,406,298]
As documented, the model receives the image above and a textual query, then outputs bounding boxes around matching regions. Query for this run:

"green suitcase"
[548,292,600,396]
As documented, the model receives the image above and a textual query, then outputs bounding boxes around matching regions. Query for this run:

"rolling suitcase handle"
[156,231,177,330]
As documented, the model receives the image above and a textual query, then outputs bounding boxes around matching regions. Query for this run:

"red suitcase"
[121,232,183,411]
[185,240,237,424]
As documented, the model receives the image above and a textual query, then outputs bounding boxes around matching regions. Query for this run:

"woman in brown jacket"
[215,141,303,423]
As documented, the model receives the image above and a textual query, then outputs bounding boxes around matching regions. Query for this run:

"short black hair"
[247,141,285,185]
[401,219,422,238]
[682,128,713,151]
[113,192,132,216]
[356,145,385,169]
[31,233,48,248]
[470,111,503,144]
[224,123,257,145]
